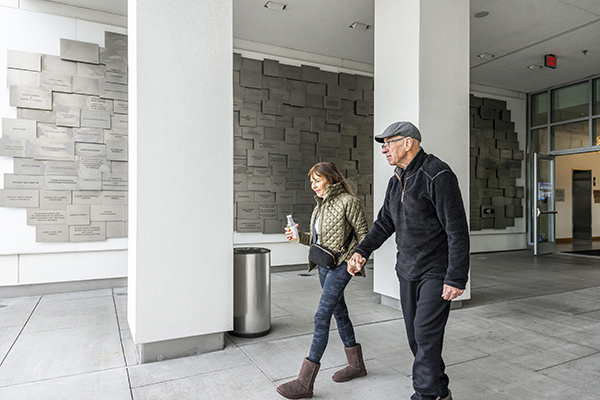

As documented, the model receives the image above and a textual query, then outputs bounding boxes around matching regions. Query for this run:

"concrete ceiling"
[50,0,600,94]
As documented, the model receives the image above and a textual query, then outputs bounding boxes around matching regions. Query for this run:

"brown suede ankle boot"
[276,357,320,399]
[332,343,367,382]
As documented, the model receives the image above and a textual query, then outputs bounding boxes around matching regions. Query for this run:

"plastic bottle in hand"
[286,215,300,243]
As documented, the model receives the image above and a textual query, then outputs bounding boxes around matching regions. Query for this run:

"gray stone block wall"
[469,95,524,231]
[234,55,374,234]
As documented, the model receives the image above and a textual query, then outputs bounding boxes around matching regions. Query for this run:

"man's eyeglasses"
[381,137,407,150]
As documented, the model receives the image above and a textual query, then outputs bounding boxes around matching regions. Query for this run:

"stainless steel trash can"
[231,247,271,337]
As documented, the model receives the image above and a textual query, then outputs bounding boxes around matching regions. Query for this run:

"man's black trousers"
[398,274,452,400]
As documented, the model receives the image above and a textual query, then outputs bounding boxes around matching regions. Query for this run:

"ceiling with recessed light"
[43,0,600,94]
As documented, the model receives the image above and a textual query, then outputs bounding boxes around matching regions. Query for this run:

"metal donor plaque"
[106,140,127,161]
[81,110,111,129]
[9,86,52,110]
[69,222,106,242]
[102,174,128,190]
[45,175,79,190]
[39,72,72,92]
[39,161,79,176]
[27,209,67,225]
[114,100,128,114]
[84,96,113,113]
[236,219,263,233]
[106,221,126,238]
[7,50,41,72]
[39,190,71,209]
[75,142,106,158]
[2,118,37,139]
[56,106,81,128]
[60,38,99,64]
[66,204,90,225]
[0,138,27,157]
[36,225,69,242]
[90,204,124,221]
[72,76,100,96]
[73,128,104,144]
[7,69,39,88]
[32,140,75,161]
[1,189,39,207]
[72,191,102,205]
[78,170,103,190]
[14,159,46,175]
[4,174,44,190]
[99,81,128,101]
[100,191,128,205]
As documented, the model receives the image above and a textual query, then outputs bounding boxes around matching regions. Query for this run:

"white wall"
[555,152,600,239]
[0,5,127,287]
[470,84,529,252]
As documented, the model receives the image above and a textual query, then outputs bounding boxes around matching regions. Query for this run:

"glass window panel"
[531,92,548,126]
[551,121,589,151]
[530,128,548,154]
[551,81,589,123]
[594,78,600,116]
[529,128,548,243]
[594,118,600,146]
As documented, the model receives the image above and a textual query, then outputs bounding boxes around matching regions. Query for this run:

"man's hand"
[347,253,367,276]
[441,284,464,301]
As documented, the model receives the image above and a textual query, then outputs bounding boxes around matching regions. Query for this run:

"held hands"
[347,253,367,276]
[442,284,464,301]
[284,224,299,242]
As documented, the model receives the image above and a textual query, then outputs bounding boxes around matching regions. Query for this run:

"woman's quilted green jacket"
[298,182,369,275]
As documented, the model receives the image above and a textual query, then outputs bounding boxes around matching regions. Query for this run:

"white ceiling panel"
[470,0,597,67]
[233,0,375,64]
[471,20,600,92]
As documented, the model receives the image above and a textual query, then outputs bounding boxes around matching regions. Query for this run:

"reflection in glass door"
[533,153,557,255]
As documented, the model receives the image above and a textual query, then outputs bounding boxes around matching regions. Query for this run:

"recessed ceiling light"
[474,11,489,18]
[527,64,543,70]
[350,22,371,31]
[264,1,286,11]
[477,53,495,60]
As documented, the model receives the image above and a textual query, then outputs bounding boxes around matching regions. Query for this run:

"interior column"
[373,0,471,306]
[128,0,234,362]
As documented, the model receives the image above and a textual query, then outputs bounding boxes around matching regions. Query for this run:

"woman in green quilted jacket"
[276,162,369,400]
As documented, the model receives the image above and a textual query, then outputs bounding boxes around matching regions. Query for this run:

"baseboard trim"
[0,277,127,298]
[557,237,600,244]
[137,332,225,364]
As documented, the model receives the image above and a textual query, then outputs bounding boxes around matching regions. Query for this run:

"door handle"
[537,209,558,217]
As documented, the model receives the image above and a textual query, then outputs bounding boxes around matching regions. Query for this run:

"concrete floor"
[1,249,600,399]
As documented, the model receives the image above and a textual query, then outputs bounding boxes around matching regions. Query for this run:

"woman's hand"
[347,253,367,276]
[284,224,299,242]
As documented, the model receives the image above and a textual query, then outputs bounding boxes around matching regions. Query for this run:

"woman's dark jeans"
[308,262,356,363]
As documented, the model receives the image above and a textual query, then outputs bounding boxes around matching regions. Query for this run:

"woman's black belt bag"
[309,232,354,269]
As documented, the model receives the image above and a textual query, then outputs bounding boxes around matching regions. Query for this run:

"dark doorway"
[572,170,592,240]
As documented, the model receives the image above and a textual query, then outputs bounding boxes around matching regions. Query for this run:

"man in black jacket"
[348,121,469,400]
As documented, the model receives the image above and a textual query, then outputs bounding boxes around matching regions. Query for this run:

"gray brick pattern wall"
[233,55,374,234]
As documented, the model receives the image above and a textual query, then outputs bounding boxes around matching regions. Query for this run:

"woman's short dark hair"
[307,162,355,196]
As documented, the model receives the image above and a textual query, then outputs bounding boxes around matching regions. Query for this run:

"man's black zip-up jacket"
[354,148,470,289]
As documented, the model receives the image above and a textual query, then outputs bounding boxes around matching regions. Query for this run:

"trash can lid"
[234,247,271,254]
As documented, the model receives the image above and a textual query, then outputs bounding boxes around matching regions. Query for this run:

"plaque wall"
[469,95,524,231]
[0,32,128,242]
[234,55,375,234]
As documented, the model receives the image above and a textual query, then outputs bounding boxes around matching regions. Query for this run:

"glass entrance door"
[533,153,557,255]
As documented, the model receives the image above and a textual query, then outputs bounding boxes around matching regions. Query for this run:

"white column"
[128,0,233,362]
[373,0,470,306]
